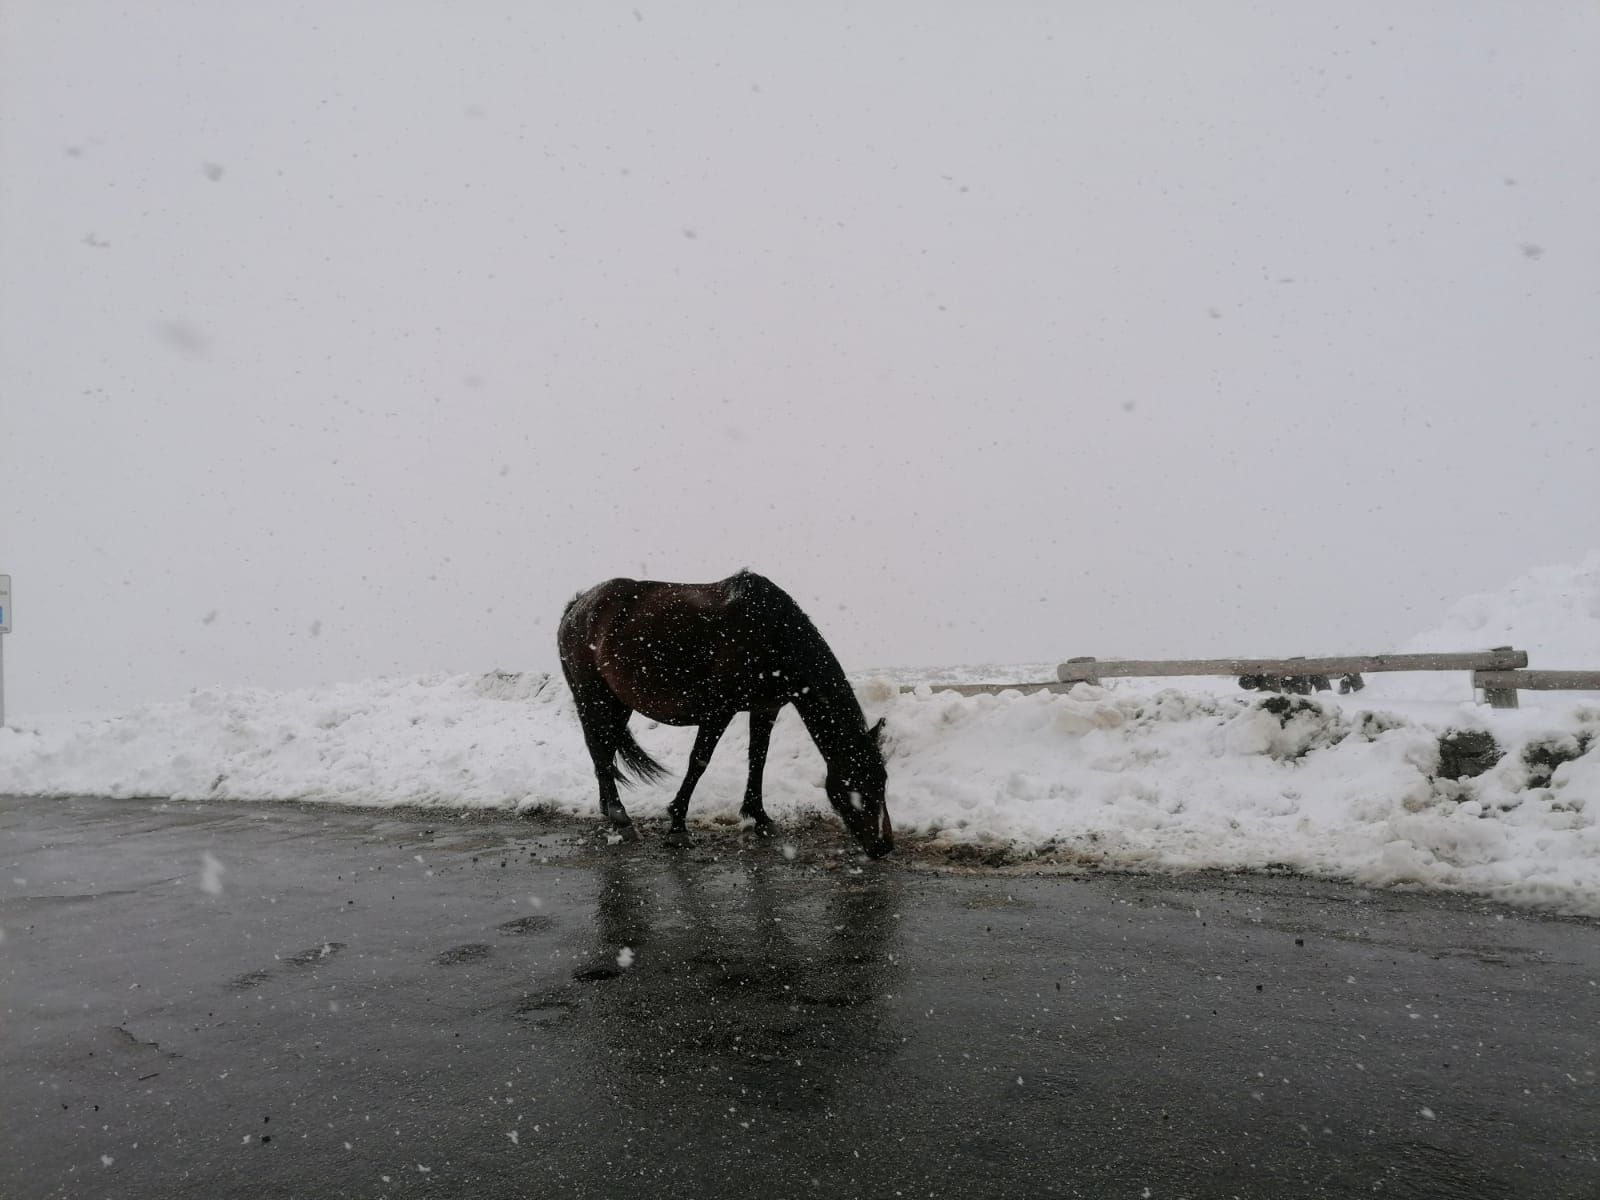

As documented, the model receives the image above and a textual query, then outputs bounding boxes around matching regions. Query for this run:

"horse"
[556,570,893,858]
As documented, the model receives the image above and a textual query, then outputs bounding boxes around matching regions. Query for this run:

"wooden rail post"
[1063,656,1100,686]
[1481,646,1520,709]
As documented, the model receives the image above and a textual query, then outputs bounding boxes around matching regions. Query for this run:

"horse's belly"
[602,665,775,726]
[596,620,779,723]
[615,685,757,726]
[628,702,701,727]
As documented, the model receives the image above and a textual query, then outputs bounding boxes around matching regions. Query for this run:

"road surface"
[2,794,1596,1198]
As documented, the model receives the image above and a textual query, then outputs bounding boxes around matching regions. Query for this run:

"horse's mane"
[723,570,854,713]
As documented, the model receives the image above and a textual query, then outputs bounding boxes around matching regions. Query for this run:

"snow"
[1366,549,1600,702]
[1,554,1597,914]
[198,851,225,895]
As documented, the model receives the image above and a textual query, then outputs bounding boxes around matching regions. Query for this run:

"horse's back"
[562,573,747,631]
[558,572,794,723]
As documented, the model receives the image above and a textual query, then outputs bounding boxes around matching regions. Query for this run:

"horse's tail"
[613,725,671,788]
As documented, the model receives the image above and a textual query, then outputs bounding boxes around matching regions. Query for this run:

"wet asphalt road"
[2,795,1597,1200]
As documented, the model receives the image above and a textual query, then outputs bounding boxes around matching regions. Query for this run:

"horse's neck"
[792,672,866,766]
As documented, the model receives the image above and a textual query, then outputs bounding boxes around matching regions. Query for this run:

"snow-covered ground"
[1,554,1596,914]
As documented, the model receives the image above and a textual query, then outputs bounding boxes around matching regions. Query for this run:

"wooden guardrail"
[1057,648,1530,706]
[1473,670,1600,696]
[1055,649,1528,683]
[903,651,1599,709]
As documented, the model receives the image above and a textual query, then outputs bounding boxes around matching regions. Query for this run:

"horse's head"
[825,717,893,859]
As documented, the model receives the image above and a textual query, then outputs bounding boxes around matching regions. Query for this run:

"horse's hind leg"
[664,714,732,848]
[570,686,639,840]
[739,706,781,837]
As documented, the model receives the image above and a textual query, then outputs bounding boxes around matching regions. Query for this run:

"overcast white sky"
[2,2,1596,715]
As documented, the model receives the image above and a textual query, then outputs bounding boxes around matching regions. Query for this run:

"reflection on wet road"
[2,796,1597,1199]
[561,853,902,1114]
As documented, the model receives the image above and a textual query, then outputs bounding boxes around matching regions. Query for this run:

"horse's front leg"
[740,706,781,837]
[664,715,732,848]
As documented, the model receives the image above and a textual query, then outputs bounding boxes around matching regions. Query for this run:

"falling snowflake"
[200,852,225,895]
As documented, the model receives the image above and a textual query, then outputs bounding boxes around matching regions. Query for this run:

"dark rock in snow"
[1437,730,1502,780]
[1523,732,1594,788]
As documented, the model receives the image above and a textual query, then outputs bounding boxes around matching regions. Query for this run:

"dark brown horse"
[557,571,892,858]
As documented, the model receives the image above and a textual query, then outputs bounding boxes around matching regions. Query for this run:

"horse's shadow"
[553,850,904,1112]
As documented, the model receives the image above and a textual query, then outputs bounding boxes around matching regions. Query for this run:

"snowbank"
[1367,549,1600,702]
[4,551,1597,912]
[1,670,1596,914]
[876,682,1597,913]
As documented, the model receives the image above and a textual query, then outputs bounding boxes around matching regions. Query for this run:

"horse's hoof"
[750,820,779,839]
[607,823,640,844]
[662,828,693,849]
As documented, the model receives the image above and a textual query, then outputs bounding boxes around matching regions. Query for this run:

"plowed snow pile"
[1367,548,1600,702]
[1,552,1596,913]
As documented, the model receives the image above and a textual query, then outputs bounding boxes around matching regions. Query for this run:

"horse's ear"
[870,717,886,744]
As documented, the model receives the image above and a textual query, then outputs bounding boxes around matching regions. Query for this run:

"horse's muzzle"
[865,807,894,858]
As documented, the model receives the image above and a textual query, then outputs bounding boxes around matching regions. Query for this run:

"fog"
[2,2,1596,716]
